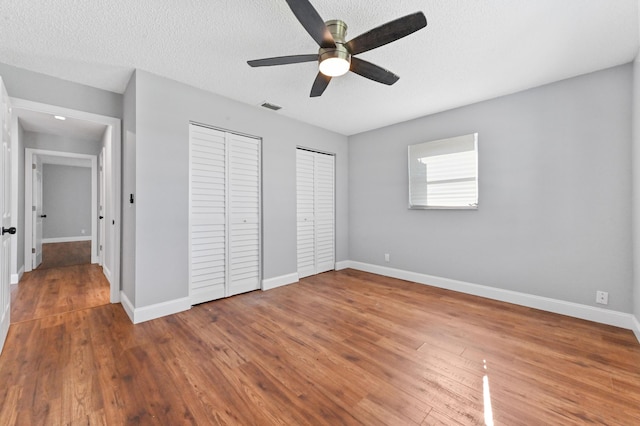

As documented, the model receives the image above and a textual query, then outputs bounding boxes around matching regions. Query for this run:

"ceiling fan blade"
[345,12,427,55]
[248,54,319,67]
[350,57,399,85]
[310,72,331,97]
[285,0,336,48]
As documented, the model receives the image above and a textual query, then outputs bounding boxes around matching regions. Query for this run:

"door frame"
[12,98,121,303]
[25,149,98,268]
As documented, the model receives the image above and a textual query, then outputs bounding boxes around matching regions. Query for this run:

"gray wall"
[24,132,102,156]
[126,70,348,308]
[0,62,122,119]
[349,64,633,313]
[42,164,92,239]
[122,72,136,305]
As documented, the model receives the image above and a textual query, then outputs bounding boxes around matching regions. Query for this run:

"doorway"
[26,150,98,269]
[27,151,97,270]
[11,99,121,304]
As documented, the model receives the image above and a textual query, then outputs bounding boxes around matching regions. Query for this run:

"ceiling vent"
[260,102,282,111]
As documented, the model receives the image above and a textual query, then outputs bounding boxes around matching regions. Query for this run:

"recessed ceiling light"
[54,115,66,121]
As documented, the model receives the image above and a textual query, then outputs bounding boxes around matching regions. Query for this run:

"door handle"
[99,216,104,219]
[40,214,47,218]
[2,227,16,235]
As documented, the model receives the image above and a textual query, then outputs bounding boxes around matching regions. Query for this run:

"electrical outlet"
[596,291,608,305]
[384,253,390,262]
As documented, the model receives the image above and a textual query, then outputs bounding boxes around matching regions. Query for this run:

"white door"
[314,153,335,274]
[189,125,227,304]
[227,133,261,297]
[189,124,261,304]
[0,77,13,354]
[296,149,316,278]
[296,149,335,279]
[32,156,43,269]
[99,148,106,266]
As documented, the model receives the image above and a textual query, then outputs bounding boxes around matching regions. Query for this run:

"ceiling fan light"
[319,57,350,77]
[318,46,351,77]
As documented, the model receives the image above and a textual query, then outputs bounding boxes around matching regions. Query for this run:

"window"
[408,133,478,209]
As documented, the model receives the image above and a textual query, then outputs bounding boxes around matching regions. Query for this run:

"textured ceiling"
[0,0,638,135]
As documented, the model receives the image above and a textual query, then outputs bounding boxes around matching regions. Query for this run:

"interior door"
[32,156,43,269]
[314,152,335,274]
[189,125,227,305]
[296,149,316,278]
[99,148,106,265]
[0,77,13,354]
[227,133,261,297]
[296,149,335,279]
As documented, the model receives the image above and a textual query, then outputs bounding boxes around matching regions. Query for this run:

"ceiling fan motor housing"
[318,19,351,75]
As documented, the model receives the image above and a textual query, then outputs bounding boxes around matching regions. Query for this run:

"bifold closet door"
[296,149,335,279]
[227,133,261,297]
[189,124,261,305]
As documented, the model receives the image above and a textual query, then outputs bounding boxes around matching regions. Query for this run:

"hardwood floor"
[11,264,110,323]
[37,241,92,270]
[1,269,639,424]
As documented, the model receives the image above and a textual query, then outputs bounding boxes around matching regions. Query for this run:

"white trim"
[632,315,640,343]
[335,260,351,271]
[0,307,8,355]
[42,236,92,243]
[102,264,112,286]
[120,293,191,324]
[344,261,637,332]
[120,291,135,323]
[10,265,24,285]
[262,272,299,291]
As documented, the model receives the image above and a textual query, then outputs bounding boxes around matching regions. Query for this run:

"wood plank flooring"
[37,241,92,270]
[11,263,110,323]
[1,268,639,424]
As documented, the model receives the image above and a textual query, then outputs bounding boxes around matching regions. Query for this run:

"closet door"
[190,124,261,305]
[228,133,261,296]
[296,149,335,279]
[296,149,316,278]
[189,126,227,305]
[314,153,335,274]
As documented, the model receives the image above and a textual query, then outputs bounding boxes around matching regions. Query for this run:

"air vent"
[260,102,282,111]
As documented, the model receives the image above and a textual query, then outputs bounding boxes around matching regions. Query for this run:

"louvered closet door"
[314,153,335,274]
[228,133,261,296]
[190,125,227,304]
[296,149,316,278]
[296,149,335,279]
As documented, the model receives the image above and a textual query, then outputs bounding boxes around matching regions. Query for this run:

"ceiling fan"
[247,0,427,97]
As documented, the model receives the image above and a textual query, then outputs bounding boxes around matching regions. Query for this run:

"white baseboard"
[632,315,640,343]
[119,291,190,324]
[0,306,9,355]
[344,261,638,335]
[120,291,135,323]
[43,236,92,243]
[335,261,351,271]
[10,265,24,284]
[262,272,299,291]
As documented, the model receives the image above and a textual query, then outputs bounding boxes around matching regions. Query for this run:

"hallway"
[10,242,110,323]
